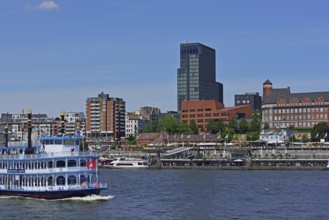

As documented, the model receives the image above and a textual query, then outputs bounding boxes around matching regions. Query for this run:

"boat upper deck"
[0,151,98,160]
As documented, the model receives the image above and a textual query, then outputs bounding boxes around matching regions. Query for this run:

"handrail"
[0,151,98,160]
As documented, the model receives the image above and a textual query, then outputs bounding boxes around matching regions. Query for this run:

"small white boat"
[108,157,149,168]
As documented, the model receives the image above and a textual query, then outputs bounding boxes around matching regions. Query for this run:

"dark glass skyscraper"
[177,42,223,111]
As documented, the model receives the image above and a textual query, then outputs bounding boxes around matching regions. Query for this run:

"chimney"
[25,109,35,154]
[60,112,65,136]
[4,124,8,148]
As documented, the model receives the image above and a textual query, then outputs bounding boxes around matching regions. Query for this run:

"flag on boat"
[87,160,97,169]
[225,134,228,139]
[324,133,328,139]
[187,135,190,139]
[217,134,221,139]
[315,133,319,139]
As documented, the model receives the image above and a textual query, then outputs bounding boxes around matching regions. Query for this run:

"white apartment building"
[125,113,147,138]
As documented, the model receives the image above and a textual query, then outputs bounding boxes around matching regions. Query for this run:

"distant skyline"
[1,0,329,117]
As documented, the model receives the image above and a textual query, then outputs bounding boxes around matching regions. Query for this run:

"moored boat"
[107,157,149,169]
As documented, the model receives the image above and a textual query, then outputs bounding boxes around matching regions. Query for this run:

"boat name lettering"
[7,169,25,173]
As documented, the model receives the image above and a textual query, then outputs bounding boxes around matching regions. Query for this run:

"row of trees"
[141,114,329,143]
[142,114,262,142]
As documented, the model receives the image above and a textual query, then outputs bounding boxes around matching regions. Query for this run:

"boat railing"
[0,151,98,160]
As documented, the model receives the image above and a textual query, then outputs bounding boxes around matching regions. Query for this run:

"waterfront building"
[259,128,294,145]
[180,100,252,130]
[125,112,147,138]
[262,79,329,129]
[137,106,161,121]
[63,112,85,136]
[235,92,262,113]
[85,92,126,141]
[0,112,53,142]
[177,42,223,111]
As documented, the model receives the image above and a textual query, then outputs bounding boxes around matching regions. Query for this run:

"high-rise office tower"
[177,42,223,111]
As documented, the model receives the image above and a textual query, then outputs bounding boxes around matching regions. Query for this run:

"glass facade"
[177,43,223,111]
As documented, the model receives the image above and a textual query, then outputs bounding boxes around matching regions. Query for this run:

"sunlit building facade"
[262,80,329,129]
[177,42,223,111]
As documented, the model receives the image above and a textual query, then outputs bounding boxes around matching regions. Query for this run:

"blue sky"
[1,0,329,117]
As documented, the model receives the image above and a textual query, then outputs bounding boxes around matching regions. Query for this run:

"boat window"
[68,175,77,185]
[45,140,50,145]
[56,176,65,186]
[40,177,46,186]
[75,140,80,145]
[48,176,53,186]
[80,175,87,184]
[35,177,40,186]
[80,160,86,167]
[0,162,2,169]
[55,140,62,145]
[68,160,77,167]
[21,177,26,186]
[56,160,66,168]
[49,140,54,145]
[64,140,74,145]
[48,161,53,168]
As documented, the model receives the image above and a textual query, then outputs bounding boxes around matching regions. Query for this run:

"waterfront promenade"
[98,144,329,170]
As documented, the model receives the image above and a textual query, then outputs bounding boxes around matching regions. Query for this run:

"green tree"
[239,118,249,134]
[177,122,193,134]
[158,115,179,134]
[264,122,270,130]
[250,115,261,132]
[301,134,309,143]
[206,119,217,134]
[247,131,258,141]
[127,134,136,145]
[143,119,159,133]
[189,120,198,134]
[228,118,239,133]
[312,122,329,141]
[215,119,226,133]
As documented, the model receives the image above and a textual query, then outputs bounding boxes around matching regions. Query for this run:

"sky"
[1,0,329,117]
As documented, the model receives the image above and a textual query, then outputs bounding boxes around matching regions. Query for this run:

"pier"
[99,143,329,170]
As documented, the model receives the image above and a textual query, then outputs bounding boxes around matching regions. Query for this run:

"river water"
[1,168,329,220]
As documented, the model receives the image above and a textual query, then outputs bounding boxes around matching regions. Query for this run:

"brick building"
[86,92,126,141]
[180,100,252,130]
[262,79,329,129]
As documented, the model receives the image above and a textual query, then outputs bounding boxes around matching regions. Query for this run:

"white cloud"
[38,1,59,10]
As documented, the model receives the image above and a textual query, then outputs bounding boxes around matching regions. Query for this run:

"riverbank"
[148,165,328,170]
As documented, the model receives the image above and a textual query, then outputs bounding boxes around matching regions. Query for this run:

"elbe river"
[1,169,329,220]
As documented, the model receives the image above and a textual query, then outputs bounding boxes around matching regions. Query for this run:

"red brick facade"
[180,100,252,129]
